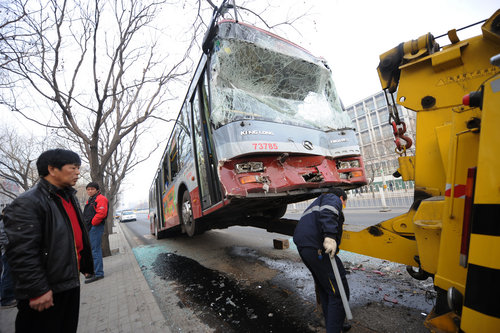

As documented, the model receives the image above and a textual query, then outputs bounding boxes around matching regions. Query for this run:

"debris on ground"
[383,294,399,304]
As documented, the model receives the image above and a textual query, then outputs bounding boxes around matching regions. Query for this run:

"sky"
[4,1,499,207]
[289,0,499,106]
[122,0,498,207]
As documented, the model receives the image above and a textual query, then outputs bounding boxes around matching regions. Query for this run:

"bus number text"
[252,143,278,150]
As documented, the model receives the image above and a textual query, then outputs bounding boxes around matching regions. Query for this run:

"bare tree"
[0,0,33,101]
[0,126,40,198]
[0,125,93,200]
[0,0,28,71]
[2,0,312,255]
[2,0,194,256]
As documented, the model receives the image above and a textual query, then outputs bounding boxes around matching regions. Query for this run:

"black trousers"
[15,287,80,333]
[298,247,349,333]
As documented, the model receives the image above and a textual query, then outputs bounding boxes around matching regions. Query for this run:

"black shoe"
[85,275,104,284]
[342,322,352,332]
[1,300,17,308]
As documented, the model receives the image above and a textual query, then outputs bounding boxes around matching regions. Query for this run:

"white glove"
[323,237,337,258]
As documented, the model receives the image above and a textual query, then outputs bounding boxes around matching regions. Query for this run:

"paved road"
[121,210,432,333]
[287,206,409,231]
[117,214,153,246]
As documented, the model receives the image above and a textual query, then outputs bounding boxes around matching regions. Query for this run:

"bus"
[149,16,366,238]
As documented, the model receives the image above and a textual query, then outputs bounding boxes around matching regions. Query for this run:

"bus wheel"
[264,205,287,220]
[150,217,155,235]
[181,191,196,237]
[153,217,164,239]
[154,219,159,239]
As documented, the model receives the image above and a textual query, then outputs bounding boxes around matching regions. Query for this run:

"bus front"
[208,21,366,211]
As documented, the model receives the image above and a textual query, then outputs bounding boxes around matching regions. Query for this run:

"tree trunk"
[101,214,113,257]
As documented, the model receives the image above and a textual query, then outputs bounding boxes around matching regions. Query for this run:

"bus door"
[155,169,164,227]
[191,71,222,210]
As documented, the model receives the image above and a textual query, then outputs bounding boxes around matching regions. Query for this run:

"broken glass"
[209,22,353,131]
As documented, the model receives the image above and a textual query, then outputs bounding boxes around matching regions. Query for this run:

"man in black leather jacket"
[3,149,93,333]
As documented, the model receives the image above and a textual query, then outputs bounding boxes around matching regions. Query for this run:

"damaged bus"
[149,17,366,238]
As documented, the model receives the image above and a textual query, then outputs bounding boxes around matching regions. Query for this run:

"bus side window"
[178,104,192,169]
[163,160,169,189]
[170,143,179,180]
[178,129,192,168]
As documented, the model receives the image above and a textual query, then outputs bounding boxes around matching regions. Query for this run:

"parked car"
[119,210,136,222]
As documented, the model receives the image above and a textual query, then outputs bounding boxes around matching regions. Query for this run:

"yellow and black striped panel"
[464,264,500,317]
[470,204,500,237]
[462,204,500,332]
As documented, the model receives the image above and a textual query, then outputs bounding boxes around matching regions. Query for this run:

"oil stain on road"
[152,252,316,332]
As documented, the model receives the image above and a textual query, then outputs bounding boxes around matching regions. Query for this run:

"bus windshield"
[209,22,353,131]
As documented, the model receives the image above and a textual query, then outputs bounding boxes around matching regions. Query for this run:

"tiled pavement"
[0,224,170,333]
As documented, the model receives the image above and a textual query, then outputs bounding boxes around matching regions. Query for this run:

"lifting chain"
[384,90,413,156]
[391,120,412,155]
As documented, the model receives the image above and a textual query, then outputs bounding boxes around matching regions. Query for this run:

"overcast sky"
[4,1,499,206]
[291,0,499,105]
[98,1,500,207]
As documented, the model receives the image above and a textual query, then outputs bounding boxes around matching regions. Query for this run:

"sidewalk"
[0,223,170,333]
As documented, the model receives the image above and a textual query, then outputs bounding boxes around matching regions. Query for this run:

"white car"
[119,210,136,222]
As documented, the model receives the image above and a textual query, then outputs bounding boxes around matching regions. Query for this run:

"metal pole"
[329,256,353,320]
[232,0,239,22]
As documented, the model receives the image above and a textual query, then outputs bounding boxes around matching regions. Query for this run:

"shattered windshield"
[209,22,353,131]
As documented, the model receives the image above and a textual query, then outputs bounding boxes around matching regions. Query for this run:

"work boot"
[342,321,352,332]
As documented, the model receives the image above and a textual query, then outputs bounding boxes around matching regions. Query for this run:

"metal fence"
[345,189,414,208]
[289,186,414,212]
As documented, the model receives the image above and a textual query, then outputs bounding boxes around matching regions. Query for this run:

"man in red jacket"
[82,182,108,283]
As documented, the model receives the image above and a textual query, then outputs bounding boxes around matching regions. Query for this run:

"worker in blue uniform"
[293,187,350,333]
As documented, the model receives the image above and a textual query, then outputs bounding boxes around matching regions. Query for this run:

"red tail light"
[462,94,470,106]
[462,91,483,109]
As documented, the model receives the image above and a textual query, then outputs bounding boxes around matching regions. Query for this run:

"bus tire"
[181,191,197,237]
[150,217,156,235]
[264,205,287,220]
[154,219,159,239]
[154,217,165,240]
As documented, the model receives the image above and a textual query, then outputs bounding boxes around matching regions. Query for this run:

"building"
[345,91,416,190]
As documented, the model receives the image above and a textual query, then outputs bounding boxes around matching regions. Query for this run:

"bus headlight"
[235,162,265,174]
[339,172,350,180]
[337,160,360,170]
[339,170,363,180]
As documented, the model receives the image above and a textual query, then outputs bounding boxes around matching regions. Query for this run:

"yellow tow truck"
[341,10,500,332]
